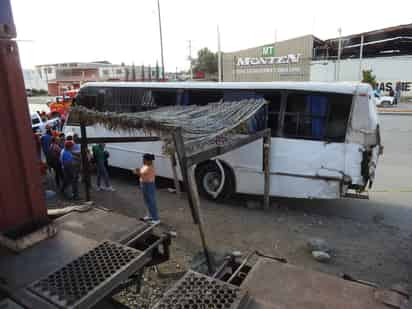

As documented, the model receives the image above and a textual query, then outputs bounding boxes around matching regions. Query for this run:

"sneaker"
[150,220,161,225]
[105,186,115,192]
[142,216,152,221]
[96,187,102,191]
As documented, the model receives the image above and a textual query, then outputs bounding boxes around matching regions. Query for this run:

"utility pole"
[188,40,193,80]
[157,0,165,80]
[217,25,222,82]
[336,27,342,81]
[273,29,277,80]
[359,34,364,81]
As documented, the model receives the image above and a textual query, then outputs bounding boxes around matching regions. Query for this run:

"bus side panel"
[220,137,364,198]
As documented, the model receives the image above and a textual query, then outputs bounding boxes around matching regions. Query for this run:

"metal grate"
[153,271,247,309]
[28,241,142,308]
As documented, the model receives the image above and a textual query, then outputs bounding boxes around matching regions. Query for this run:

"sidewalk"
[378,102,412,115]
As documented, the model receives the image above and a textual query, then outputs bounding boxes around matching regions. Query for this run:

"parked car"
[373,92,395,106]
[31,112,60,133]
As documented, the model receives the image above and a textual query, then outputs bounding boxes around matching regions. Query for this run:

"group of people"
[33,121,160,223]
[374,82,402,105]
[34,127,114,200]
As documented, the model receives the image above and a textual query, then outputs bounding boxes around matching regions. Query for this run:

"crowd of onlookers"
[33,120,114,200]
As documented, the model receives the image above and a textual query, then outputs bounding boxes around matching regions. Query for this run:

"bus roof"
[82,81,370,95]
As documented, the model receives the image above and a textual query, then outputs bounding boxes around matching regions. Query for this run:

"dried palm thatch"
[70,99,267,155]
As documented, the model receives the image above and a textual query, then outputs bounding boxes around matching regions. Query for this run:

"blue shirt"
[41,133,52,154]
[61,149,73,169]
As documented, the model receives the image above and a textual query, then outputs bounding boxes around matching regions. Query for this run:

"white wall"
[311,56,412,96]
[23,69,48,91]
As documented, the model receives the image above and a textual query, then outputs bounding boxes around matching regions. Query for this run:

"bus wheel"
[195,161,235,201]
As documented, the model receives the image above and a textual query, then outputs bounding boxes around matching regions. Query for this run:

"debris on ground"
[312,250,331,263]
[307,238,330,253]
[47,203,94,217]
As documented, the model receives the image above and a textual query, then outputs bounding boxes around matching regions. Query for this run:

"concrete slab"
[241,257,408,309]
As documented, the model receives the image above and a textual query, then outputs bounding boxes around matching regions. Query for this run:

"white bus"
[66,81,382,200]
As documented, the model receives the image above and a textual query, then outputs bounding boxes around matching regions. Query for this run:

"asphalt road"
[280,114,412,231]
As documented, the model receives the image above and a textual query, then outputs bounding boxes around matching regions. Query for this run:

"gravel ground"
[45,168,412,308]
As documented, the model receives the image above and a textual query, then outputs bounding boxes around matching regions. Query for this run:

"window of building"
[47,68,53,74]
[102,69,110,76]
[116,69,123,74]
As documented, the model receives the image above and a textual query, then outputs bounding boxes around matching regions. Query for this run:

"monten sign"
[236,54,301,66]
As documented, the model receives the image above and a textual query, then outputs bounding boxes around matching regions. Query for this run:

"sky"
[11,0,412,71]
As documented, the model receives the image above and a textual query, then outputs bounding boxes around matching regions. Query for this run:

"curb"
[379,112,412,116]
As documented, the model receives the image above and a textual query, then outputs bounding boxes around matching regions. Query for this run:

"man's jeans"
[141,182,159,221]
[96,160,110,188]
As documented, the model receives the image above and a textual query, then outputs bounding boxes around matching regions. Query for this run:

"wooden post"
[173,127,214,274]
[187,165,214,274]
[263,131,271,210]
[80,121,91,202]
[170,153,181,197]
[173,127,199,224]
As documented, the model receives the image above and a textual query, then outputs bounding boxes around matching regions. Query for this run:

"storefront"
[222,35,321,82]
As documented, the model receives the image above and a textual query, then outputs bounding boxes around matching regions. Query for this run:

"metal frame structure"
[173,127,271,274]
[77,119,272,275]
[0,0,48,233]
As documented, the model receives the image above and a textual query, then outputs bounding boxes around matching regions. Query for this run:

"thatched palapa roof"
[70,99,267,155]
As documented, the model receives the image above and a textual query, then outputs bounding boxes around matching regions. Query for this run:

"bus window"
[82,95,97,110]
[105,87,146,112]
[284,93,328,140]
[256,91,281,137]
[151,89,179,107]
[283,92,352,142]
[223,90,258,101]
[324,94,352,142]
[187,89,223,105]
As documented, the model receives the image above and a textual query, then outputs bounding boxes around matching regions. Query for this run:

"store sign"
[377,81,412,93]
[234,66,303,75]
[262,46,275,57]
[236,54,301,66]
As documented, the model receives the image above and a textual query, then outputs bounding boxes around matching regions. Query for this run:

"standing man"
[92,143,114,191]
[47,137,64,188]
[133,153,159,224]
[60,140,79,200]
[395,82,402,105]
[40,126,53,157]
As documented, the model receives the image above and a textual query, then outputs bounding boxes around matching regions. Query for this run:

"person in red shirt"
[133,153,159,224]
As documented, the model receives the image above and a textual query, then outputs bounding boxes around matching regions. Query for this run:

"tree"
[362,70,377,88]
[192,47,218,75]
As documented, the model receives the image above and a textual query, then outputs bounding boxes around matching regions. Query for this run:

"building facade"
[35,62,163,96]
[222,35,321,82]
[222,24,412,97]
[23,69,47,91]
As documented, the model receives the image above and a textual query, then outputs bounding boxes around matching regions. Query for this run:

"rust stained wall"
[0,39,47,232]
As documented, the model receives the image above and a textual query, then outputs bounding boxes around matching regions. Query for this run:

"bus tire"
[195,161,235,201]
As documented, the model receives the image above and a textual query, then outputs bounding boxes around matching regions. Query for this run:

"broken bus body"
[66,81,381,200]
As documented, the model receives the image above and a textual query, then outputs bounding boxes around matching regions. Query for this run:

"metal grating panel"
[153,270,247,309]
[28,241,143,308]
